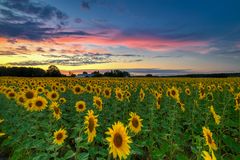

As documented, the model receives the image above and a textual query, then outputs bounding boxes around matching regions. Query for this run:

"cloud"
[0,51,17,55]
[7,38,17,44]
[0,0,68,40]
[36,47,45,52]
[81,1,91,10]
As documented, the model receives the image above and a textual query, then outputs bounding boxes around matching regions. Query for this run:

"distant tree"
[146,74,153,77]
[91,71,102,77]
[83,71,88,74]
[46,65,62,77]
[103,70,130,77]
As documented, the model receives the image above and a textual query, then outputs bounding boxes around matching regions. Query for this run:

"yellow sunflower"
[53,128,67,145]
[177,100,185,112]
[32,96,48,111]
[52,106,62,120]
[106,121,132,160]
[24,100,34,111]
[84,110,99,142]
[47,91,59,101]
[185,88,191,96]
[210,106,221,125]
[202,150,216,160]
[115,89,124,101]
[202,127,217,151]
[103,87,112,99]
[75,101,86,112]
[73,85,84,94]
[128,112,143,134]
[0,132,6,137]
[24,89,37,101]
[156,96,161,109]
[59,97,67,104]
[139,88,145,102]
[93,96,103,111]
[170,87,180,101]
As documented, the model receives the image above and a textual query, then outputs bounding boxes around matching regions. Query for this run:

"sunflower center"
[19,97,24,103]
[117,93,122,98]
[78,104,83,109]
[36,100,43,107]
[51,93,57,99]
[207,134,212,144]
[75,87,80,92]
[113,133,123,148]
[26,91,34,99]
[9,92,15,97]
[132,117,139,128]
[54,107,60,114]
[171,90,176,96]
[88,117,95,132]
[96,100,101,106]
[56,133,63,140]
[105,90,109,95]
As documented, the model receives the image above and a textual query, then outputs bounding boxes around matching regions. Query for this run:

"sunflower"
[84,110,99,142]
[103,87,112,99]
[177,100,185,112]
[24,100,34,112]
[49,101,59,110]
[106,121,132,160]
[52,106,62,120]
[7,91,16,100]
[36,86,44,94]
[207,92,214,101]
[73,85,84,94]
[53,128,67,145]
[128,112,143,134]
[59,97,67,104]
[115,89,124,101]
[32,96,48,111]
[16,94,26,106]
[202,127,217,151]
[139,88,145,102]
[24,89,37,101]
[185,88,191,96]
[75,101,86,112]
[202,150,216,160]
[47,91,59,101]
[86,84,92,93]
[125,91,131,101]
[0,132,6,137]
[156,95,161,109]
[93,96,103,111]
[210,106,221,125]
[234,93,240,110]
[0,119,4,123]
[170,87,180,101]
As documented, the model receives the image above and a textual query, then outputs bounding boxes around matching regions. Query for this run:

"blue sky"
[0,0,240,75]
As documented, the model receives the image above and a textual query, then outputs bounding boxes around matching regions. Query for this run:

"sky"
[0,0,240,75]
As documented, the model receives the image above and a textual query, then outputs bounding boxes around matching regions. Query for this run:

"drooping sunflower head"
[202,127,217,151]
[106,121,132,160]
[75,101,86,112]
[59,97,67,104]
[52,106,61,120]
[53,128,67,145]
[139,88,145,102]
[32,96,48,111]
[128,112,143,134]
[93,96,103,111]
[185,88,191,96]
[202,150,216,160]
[84,110,98,142]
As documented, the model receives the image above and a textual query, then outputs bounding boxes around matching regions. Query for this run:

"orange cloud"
[53,35,209,52]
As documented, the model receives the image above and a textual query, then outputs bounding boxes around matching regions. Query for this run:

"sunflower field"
[0,77,239,160]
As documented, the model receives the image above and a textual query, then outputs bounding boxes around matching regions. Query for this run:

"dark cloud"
[0,0,71,40]
[16,46,28,51]
[36,47,45,52]
[81,1,91,10]
[7,38,17,44]
[0,51,17,55]
[125,68,192,76]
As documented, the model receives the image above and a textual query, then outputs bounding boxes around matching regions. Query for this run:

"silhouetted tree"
[46,65,62,77]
